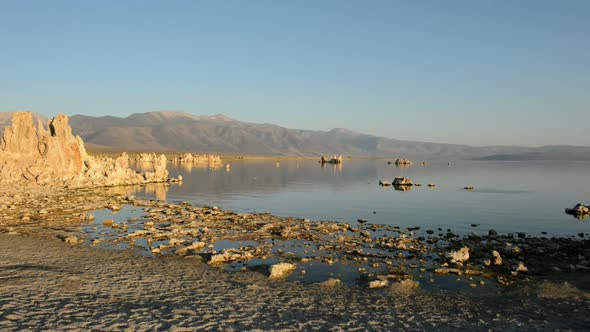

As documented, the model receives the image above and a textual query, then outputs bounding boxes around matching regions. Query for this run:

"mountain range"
[1,111,589,160]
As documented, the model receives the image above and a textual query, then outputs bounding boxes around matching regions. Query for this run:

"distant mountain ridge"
[1,111,589,160]
[68,111,512,158]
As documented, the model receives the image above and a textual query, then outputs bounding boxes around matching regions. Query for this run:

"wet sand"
[1,232,589,331]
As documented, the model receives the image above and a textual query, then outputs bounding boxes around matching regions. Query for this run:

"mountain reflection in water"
[129,159,590,236]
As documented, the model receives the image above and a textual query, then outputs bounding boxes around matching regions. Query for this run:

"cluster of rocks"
[379,177,434,191]
[133,153,161,163]
[379,177,414,187]
[0,112,171,188]
[434,230,590,286]
[394,158,413,166]
[565,203,590,220]
[319,155,343,164]
[171,153,222,165]
[393,177,413,186]
[379,177,420,191]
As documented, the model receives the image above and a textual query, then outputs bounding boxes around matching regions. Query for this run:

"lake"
[135,159,590,237]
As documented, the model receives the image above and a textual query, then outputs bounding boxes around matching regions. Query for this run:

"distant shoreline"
[86,147,393,161]
[87,147,590,162]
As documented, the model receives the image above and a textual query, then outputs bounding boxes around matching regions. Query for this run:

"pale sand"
[1,233,589,331]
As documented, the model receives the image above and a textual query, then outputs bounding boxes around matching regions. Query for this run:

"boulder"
[393,177,413,186]
[565,203,589,216]
[368,279,389,289]
[446,246,470,263]
[209,249,254,266]
[492,250,503,265]
[269,263,296,279]
[514,262,528,273]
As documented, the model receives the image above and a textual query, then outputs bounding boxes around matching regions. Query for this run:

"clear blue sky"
[1,1,588,146]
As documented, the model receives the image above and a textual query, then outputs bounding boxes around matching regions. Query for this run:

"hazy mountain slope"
[2,111,589,159]
[479,146,590,161]
[66,112,590,159]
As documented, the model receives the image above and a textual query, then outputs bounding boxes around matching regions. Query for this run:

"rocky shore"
[1,186,589,330]
[2,187,589,287]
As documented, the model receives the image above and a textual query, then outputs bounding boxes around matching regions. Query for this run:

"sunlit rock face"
[0,111,169,187]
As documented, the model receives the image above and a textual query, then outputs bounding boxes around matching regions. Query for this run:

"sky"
[1,1,588,146]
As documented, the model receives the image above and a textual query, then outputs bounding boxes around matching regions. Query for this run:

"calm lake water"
[135,159,590,237]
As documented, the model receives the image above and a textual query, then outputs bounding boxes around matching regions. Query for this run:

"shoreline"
[2,186,589,286]
[86,148,403,161]
[1,186,589,329]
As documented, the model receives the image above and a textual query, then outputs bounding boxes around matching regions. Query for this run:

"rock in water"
[269,263,296,279]
[565,203,590,216]
[446,246,470,263]
[392,177,413,186]
[492,250,503,265]
[394,158,413,166]
[514,262,528,273]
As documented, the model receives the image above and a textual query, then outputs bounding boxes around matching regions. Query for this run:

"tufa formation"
[0,111,169,187]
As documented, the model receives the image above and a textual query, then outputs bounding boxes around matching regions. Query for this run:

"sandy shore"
[0,231,589,331]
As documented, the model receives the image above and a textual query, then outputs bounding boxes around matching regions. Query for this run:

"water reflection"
[176,162,223,172]
[393,185,412,192]
[102,183,171,201]
[134,159,590,236]
[162,160,374,197]
[103,185,143,197]
[320,162,343,174]
[133,161,156,172]
[144,183,170,201]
